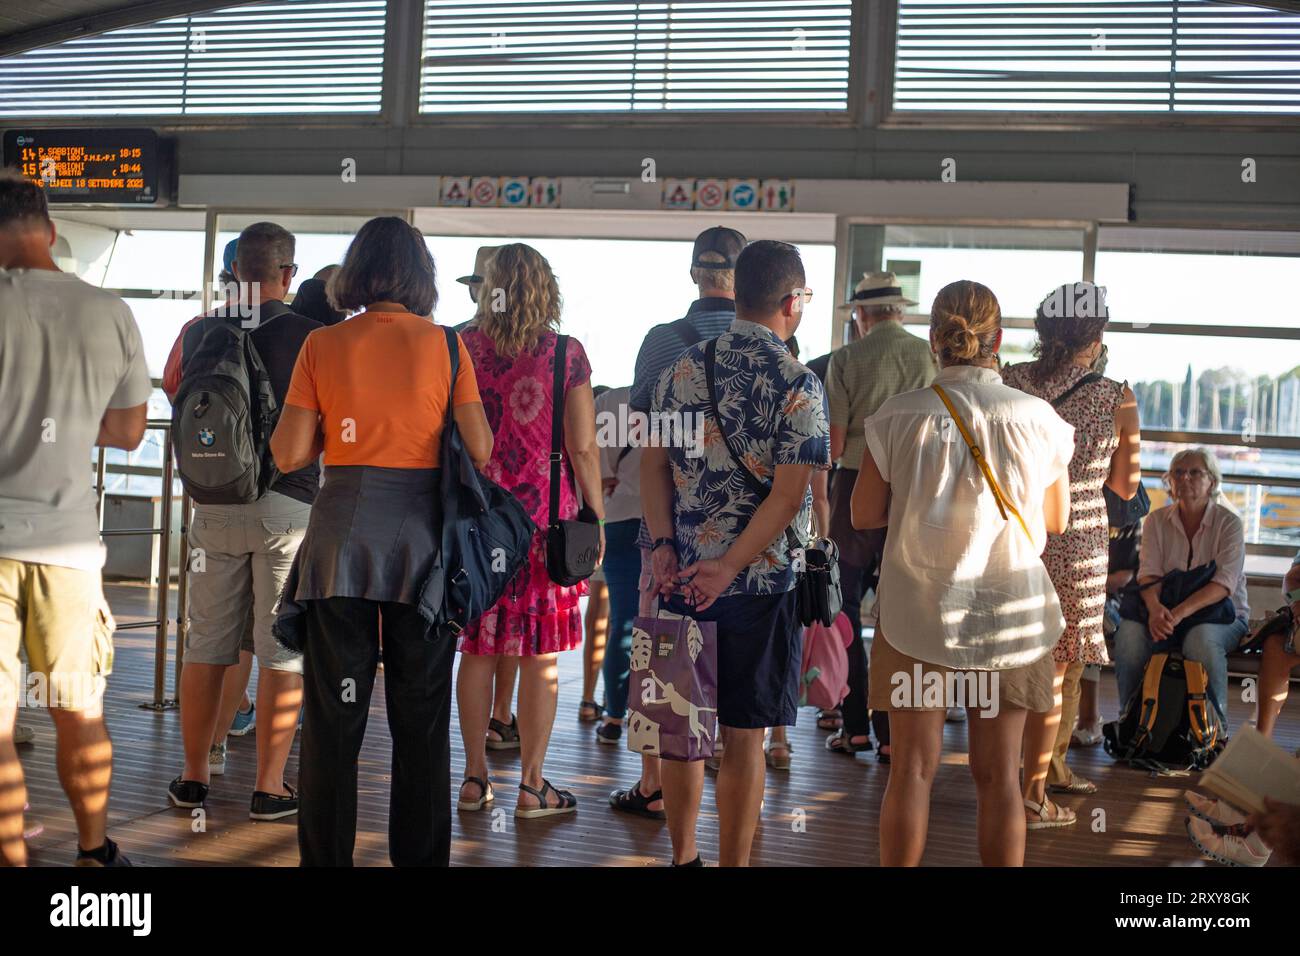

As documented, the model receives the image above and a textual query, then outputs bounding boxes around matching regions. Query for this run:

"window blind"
[420,0,853,113]
[893,0,1300,114]
[0,1,387,117]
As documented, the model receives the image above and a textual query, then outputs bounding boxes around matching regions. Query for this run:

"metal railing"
[95,419,187,711]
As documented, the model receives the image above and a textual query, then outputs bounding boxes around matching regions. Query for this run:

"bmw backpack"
[171,317,281,505]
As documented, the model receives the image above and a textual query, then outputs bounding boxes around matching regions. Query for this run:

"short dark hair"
[0,168,50,231]
[234,221,295,286]
[331,216,437,316]
[735,240,805,316]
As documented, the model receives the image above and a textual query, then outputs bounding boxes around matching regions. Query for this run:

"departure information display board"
[3,128,164,204]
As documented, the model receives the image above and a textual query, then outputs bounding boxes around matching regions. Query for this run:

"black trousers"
[298,597,456,867]
[839,559,890,746]
[828,467,890,745]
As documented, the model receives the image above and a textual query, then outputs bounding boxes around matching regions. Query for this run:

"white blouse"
[863,364,1076,670]
[1138,502,1249,623]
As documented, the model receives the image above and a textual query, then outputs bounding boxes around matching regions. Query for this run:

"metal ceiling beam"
[0,0,253,58]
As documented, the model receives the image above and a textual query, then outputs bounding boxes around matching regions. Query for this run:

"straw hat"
[836,271,917,312]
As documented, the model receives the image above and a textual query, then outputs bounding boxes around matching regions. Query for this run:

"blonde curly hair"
[474,243,562,357]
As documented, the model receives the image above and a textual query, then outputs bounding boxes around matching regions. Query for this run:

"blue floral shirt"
[651,318,830,597]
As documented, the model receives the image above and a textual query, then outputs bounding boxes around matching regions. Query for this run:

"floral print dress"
[457,327,592,656]
[1002,361,1126,664]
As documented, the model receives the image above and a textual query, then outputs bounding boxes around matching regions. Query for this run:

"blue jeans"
[1113,617,1249,728]
[599,519,642,720]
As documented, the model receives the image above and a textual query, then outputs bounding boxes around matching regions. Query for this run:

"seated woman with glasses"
[1112,447,1250,728]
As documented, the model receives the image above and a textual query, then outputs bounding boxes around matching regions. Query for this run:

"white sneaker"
[1186,815,1270,867]
[1183,791,1245,826]
[945,706,967,722]
[13,723,35,745]
[208,741,227,776]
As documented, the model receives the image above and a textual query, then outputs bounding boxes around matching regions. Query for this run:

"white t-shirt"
[595,386,641,525]
[0,269,153,571]
[863,364,1076,670]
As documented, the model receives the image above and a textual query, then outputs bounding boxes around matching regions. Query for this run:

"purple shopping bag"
[625,605,718,762]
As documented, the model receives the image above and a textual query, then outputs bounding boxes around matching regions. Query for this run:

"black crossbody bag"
[544,335,602,586]
[703,338,840,627]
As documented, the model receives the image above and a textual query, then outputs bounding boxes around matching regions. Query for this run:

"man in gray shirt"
[0,170,151,866]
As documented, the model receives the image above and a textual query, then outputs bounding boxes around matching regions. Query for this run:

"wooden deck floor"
[15,582,1298,867]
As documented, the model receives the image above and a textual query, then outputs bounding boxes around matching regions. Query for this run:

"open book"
[1200,726,1300,816]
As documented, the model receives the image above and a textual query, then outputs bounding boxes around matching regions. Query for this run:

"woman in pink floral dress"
[455,244,604,818]
[1003,282,1141,829]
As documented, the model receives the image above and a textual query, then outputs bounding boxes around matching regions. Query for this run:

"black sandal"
[578,700,605,722]
[825,729,873,755]
[515,779,578,819]
[609,781,666,820]
[486,715,521,751]
[457,775,494,811]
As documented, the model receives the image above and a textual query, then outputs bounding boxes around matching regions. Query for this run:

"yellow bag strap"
[931,383,1032,543]
[1182,658,1217,747]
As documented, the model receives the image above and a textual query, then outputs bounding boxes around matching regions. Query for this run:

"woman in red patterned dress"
[1003,282,1141,829]
[455,244,605,818]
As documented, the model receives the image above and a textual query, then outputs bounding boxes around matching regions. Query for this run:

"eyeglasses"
[279,263,299,277]
[1171,468,1208,480]
[782,288,814,306]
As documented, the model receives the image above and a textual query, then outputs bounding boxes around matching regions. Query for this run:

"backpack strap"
[1132,651,1169,751]
[671,317,702,350]
[703,337,801,553]
[931,383,1031,542]
[1050,371,1103,408]
[1182,658,1218,748]
[548,335,569,532]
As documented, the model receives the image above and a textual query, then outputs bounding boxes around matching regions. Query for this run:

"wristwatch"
[652,537,677,554]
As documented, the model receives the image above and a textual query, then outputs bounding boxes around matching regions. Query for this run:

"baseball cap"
[691,226,746,270]
[221,238,239,274]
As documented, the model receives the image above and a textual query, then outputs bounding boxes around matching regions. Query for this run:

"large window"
[0,0,387,117]
[851,221,1300,550]
[419,0,853,113]
[423,234,835,386]
[893,0,1300,115]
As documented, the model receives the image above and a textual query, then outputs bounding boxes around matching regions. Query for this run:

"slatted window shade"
[0,1,386,117]
[419,0,853,113]
[894,0,1300,114]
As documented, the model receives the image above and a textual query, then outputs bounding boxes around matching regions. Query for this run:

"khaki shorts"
[0,558,113,712]
[868,627,1055,715]
[186,492,309,673]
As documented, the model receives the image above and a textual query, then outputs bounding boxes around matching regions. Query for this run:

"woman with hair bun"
[850,279,1075,866]
[1003,283,1141,828]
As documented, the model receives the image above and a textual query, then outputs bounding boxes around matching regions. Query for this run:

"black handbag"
[1117,561,1236,645]
[544,334,601,587]
[702,338,840,627]
[421,327,537,639]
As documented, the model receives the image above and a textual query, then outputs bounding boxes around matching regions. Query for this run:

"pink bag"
[800,612,854,710]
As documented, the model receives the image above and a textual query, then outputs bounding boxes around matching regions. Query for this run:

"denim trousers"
[598,519,642,719]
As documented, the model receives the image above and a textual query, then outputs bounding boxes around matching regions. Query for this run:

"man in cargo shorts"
[0,170,151,866]
[163,222,321,822]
